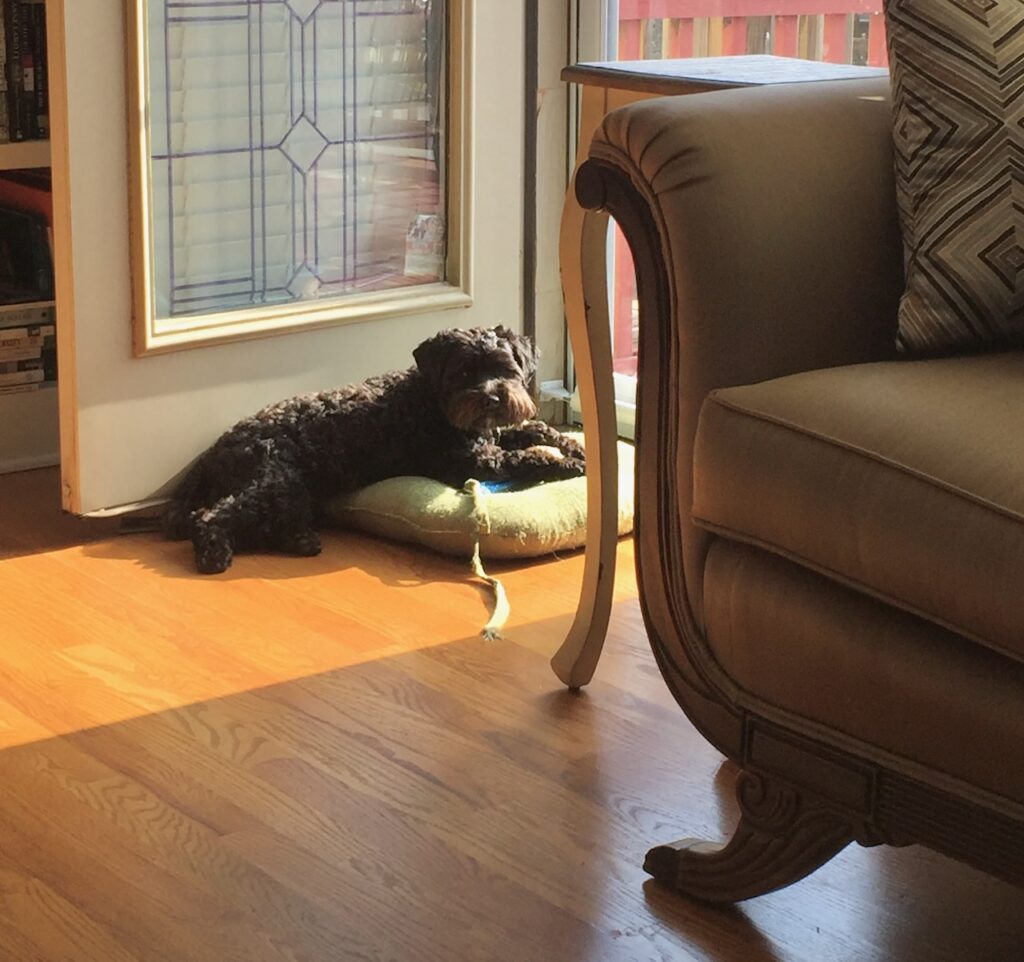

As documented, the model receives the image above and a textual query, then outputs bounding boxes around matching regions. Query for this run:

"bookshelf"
[0,0,59,474]
[0,139,57,472]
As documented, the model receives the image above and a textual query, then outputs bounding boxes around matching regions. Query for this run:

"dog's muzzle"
[447,380,536,431]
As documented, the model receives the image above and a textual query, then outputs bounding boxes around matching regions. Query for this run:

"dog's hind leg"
[191,507,237,575]
[189,462,322,573]
[164,455,208,541]
[268,474,321,558]
[188,466,278,574]
[193,489,316,571]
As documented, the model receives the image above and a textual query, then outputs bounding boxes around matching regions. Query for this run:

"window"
[128,0,470,354]
[606,1,888,380]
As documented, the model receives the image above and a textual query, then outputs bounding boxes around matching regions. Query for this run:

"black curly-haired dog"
[165,326,586,573]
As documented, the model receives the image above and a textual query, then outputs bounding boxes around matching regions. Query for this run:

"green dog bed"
[323,433,633,559]
[322,433,634,638]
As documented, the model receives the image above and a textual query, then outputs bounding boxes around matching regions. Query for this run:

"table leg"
[549,190,620,690]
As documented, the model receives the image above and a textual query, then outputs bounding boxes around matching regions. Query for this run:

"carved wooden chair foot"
[644,772,861,903]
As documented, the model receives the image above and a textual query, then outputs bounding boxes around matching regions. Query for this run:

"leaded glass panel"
[144,0,446,320]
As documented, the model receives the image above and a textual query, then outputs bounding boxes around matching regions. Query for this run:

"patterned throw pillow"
[885,0,1024,354]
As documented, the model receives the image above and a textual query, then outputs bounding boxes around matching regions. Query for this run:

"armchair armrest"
[587,76,903,387]
[575,76,903,653]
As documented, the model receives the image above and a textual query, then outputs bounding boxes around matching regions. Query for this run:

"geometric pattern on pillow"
[885,0,1024,353]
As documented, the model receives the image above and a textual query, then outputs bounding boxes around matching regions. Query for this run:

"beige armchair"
[575,76,1024,901]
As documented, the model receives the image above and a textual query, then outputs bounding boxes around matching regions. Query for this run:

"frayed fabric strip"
[464,479,510,640]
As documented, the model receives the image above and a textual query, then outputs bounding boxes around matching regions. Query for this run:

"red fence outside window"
[609,0,887,375]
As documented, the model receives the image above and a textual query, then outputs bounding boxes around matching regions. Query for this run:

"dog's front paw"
[525,444,564,460]
[194,531,233,574]
[556,456,586,479]
[558,437,586,463]
[529,450,585,480]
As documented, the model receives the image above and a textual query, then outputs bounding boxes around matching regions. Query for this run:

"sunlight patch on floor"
[0,477,638,750]
[0,542,515,747]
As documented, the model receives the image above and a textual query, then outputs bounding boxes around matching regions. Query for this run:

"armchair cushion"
[702,539,1024,803]
[693,350,1024,663]
[886,0,1024,353]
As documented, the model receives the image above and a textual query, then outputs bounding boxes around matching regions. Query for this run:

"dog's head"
[413,325,538,432]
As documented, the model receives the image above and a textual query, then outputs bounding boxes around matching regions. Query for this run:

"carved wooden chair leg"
[644,771,859,903]
[550,204,620,690]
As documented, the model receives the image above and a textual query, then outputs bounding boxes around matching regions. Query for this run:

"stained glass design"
[145,0,445,320]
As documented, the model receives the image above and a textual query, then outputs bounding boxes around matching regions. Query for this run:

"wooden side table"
[551,56,888,689]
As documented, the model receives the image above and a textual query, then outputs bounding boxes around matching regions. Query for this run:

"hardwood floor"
[0,467,1021,961]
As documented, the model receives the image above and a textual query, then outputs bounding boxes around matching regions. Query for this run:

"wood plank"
[0,468,1022,961]
[0,139,50,170]
[0,467,119,559]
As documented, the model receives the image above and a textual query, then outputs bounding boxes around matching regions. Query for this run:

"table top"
[562,55,889,95]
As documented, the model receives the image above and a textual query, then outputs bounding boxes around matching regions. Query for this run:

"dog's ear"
[494,325,538,384]
[413,329,460,388]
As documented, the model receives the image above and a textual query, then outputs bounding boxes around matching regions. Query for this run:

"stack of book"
[0,0,48,143]
[0,299,54,395]
[0,166,54,395]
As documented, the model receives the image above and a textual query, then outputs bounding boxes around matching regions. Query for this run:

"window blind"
[145,0,445,320]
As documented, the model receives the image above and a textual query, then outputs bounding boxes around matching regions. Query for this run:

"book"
[3,0,26,142]
[0,8,6,95]
[0,365,42,386]
[15,0,34,141]
[0,322,52,361]
[0,380,38,395]
[0,10,8,143]
[0,301,54,329]
[0,349,50,376]
[27,0,44,138]
[0,354,40,372]
[0,343,42,361]
[0,325,52,348]
[0,1,47,143]
[0,317,53,335]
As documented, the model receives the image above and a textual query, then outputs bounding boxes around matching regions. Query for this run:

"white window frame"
[566,0,638,438]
